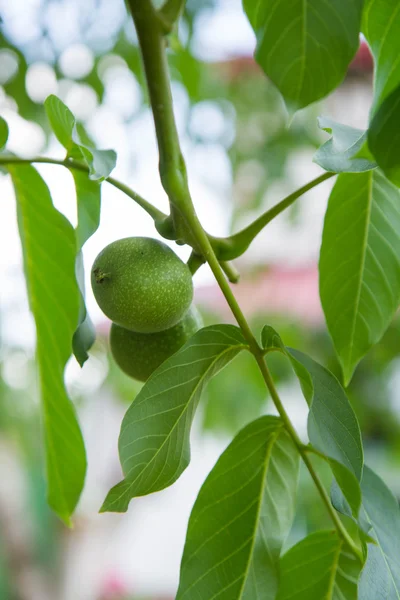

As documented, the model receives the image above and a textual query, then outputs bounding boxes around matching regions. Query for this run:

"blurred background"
[0,0,398,598]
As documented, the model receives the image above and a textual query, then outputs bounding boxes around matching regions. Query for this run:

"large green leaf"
[330,480,372,542]
[368,85,400,188]
[0,117,8,150]
[262,326,363,516]
[45,95,116,180]
[242,0,363,111]
[288,350,363,479]
[359,466,400,599]
[101,325,248,512]
[313,117,376,173]
[71,171,101,366]
[10,164,86,524]
[319,171,400,385]
[362,0,400,113]
[177,416,299,600]
[363,0,400,187]
[277,531,361,600]
[291,350,363,517]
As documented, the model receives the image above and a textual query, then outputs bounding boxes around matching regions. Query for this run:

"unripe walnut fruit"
[110,307,202,381]
[91,237,193,333]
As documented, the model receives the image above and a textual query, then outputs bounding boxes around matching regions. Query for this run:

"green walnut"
[110,307,202,381]
[91,237,193,333]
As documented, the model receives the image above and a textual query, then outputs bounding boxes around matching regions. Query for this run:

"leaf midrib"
[346,171,373,378]
[296,0,307,105]
[237,425,284,599]
[325,540,342,599]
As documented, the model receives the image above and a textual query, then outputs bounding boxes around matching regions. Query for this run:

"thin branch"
[0,155,167,223]
[210,172,336,261]
[220,261,240,283]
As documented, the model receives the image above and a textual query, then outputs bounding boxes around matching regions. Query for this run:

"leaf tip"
[100,480,130,514]
[44,93,56,104]
[52,506,73,527]
[342,362,356,388]
[77,355,89,368]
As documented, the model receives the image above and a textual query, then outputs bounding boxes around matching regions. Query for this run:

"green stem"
[303,443,328,460]
[159,0,186,32]
[210,172,336,261]
[127,0,191,211]
[190,218,261,353]
[220,261,240,284]
[0,155,166,223]
[187,251,205,276]
[130,0,362,563]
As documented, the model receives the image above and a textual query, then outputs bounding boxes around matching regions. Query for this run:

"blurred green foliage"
[0,0,398,598]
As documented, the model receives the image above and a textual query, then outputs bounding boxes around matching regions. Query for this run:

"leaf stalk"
[209,172,336,261]
[0,155,166,223]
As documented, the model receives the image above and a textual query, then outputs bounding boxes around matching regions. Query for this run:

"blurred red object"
[349,40,373,72]
[99,573,128,600]
[195,265,323,325]
[217,40,373,81]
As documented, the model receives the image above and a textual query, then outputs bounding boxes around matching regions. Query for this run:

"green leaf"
[10,164,86,524]
[262,326,363,516]
[177,416,299,600]
[101,325,248,513]
[45,95,116,180]
[71,171,101,366]
[0,117,9,150]
[72,309,95,367]
[291,349,363,516]
[330,482,375,546]
[289,350,363,477]
[368,85,400,187]
[74,171,101,249]
[242,0,363,111]
[79,145,117,183]
[313,117,376,173]
[362,1,400,187]
[359,466,400,599]
[72,252,96,367]
[45,94,76,151]
[362,0,400,113]
[277,530,361,600]
[319,171,400,384]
